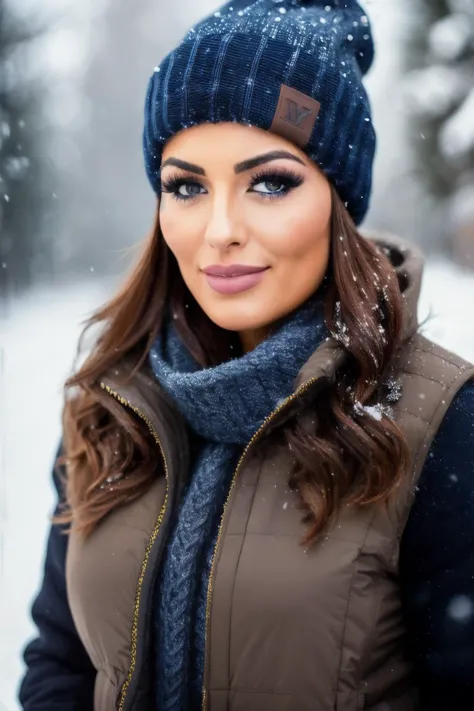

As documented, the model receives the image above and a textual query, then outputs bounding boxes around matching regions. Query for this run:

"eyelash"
[249,168,304,197]
[161,173,202,202]
[160,167,304,202]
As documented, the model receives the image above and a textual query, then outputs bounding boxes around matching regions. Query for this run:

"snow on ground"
[419,258,474,360]
[0,279,112,711]
[1,260,473,710]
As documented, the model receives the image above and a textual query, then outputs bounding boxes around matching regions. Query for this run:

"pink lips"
[202,264,269,295]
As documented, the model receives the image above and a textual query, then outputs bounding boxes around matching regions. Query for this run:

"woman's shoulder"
[400,376,474,703]
[400,376,474,579]
[402,376,474,550]
[424,377,474,479]
[390,333,474,418]
[396,331,474,379]
[387,333,474,463]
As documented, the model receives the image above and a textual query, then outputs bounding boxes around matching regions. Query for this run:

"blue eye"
[249,169,304,199]
[161,176,206,201]
[252,179,287,195]
[177,182,205,198]
[161,167,304,202]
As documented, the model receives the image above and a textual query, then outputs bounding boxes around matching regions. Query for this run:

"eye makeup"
[160,165,305,202]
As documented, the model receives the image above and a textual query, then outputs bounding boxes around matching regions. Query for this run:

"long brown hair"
[57,185,410,540]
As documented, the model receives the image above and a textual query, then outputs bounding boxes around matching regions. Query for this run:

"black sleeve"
[19,443,96,710]
[400,380,474,711]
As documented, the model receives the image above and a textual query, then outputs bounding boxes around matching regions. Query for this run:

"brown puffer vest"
[66,236,474,711]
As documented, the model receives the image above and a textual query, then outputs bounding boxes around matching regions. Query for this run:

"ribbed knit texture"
[148,295,328,710]
[143,0,376,225]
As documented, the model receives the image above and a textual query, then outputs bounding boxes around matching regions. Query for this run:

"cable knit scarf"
[148,295,328,710]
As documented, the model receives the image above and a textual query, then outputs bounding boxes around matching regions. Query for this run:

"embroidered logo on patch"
[269,84,321,148]
[284,99,313,127]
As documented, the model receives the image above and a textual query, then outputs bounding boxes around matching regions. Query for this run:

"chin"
[201,304,273,332]
[200,301,275,333]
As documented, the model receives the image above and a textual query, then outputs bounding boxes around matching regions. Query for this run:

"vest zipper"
[357,693,366,710]
[201,377,319,711]
[100,383,170,711]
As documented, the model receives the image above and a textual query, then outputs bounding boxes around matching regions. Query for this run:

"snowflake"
[384,377,403,403]
[331,301,350,348]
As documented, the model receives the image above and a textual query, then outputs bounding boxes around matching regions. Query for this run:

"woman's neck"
[239,326,272,354]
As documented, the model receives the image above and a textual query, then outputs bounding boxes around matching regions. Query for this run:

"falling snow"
[331,301,351,348]
[447,595,474,623]
[354,401,391,421]
[1,0,474,707]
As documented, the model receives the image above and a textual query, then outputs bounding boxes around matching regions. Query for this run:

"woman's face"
[160,122,332,347]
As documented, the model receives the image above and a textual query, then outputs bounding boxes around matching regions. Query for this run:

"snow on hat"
[143,0,376,225]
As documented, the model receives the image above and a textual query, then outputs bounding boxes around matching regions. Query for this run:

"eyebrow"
[234,150,306,173]
[160,150,306,177]
[160,157,205,175]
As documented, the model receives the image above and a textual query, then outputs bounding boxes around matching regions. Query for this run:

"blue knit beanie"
[143,0,376,225]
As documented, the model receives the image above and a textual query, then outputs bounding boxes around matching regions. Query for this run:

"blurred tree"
[404,0,474,266]
[60,0,220,279]
[56,0,165,279]
[0,1,52,295]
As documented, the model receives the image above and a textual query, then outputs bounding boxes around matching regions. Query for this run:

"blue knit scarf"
[149,296,328,710]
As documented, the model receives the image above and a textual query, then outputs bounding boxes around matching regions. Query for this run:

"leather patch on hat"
[269,84,320,148]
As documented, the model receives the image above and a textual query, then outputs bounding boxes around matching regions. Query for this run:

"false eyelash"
[160,172,203,196]
[248,167,304,190]
[160,166,305,201]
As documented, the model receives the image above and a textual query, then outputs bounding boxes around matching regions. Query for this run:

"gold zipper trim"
[201,377,318,710]
[100,382,170,711]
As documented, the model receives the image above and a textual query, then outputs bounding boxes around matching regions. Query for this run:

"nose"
[203,193,247,251]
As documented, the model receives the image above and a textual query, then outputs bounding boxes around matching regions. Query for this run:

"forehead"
[161,121,308,167]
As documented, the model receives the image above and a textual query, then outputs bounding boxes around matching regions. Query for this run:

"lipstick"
[202,264,269,295]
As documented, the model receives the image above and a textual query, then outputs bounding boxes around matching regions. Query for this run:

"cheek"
[262,206,330,264]
[159,204,200,265]
[259,180,331,257]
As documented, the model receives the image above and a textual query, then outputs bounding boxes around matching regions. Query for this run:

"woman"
[20,1,474,710]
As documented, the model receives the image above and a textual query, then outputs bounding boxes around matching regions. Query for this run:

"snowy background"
[1,0,474,709]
